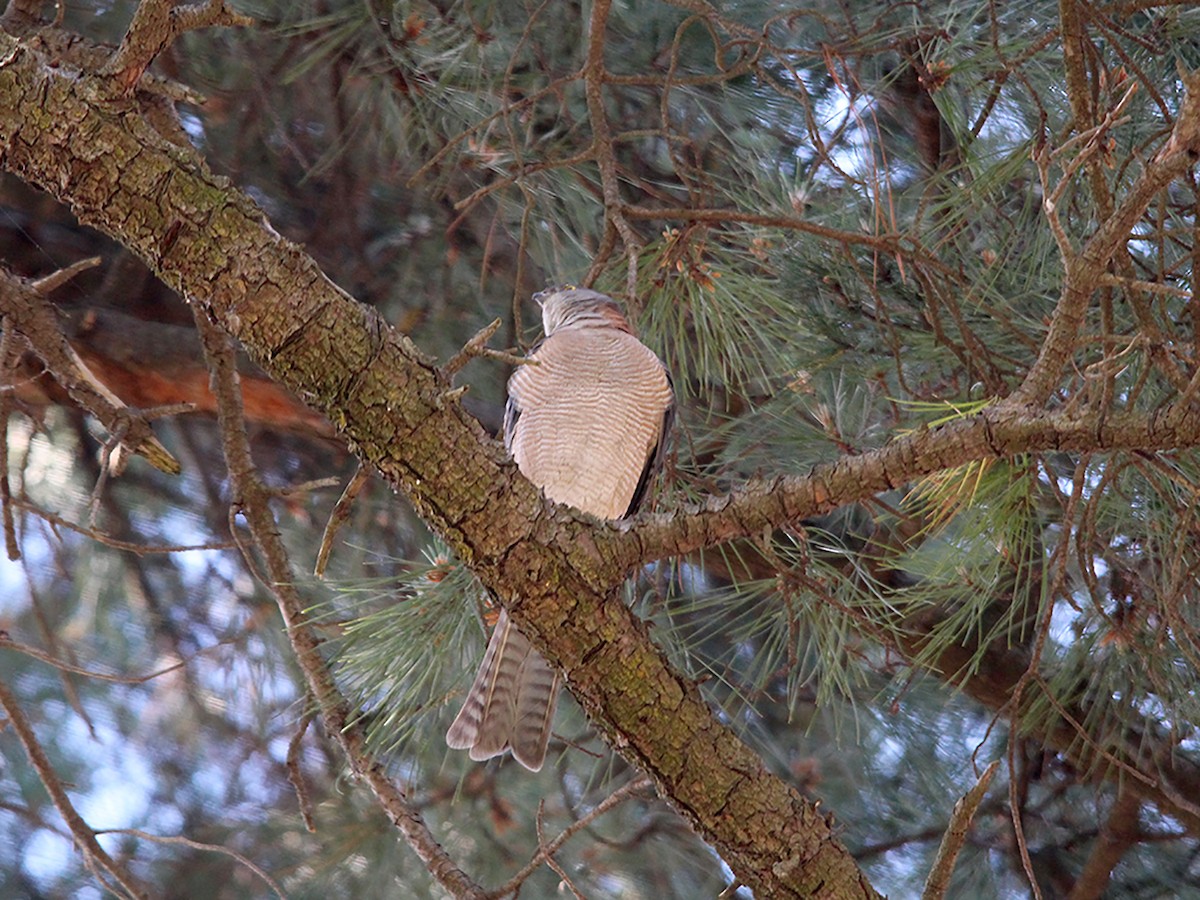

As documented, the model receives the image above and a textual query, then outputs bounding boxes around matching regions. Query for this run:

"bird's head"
[533,286,634,335]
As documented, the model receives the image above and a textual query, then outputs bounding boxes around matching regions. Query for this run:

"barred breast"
[507,328,672,519]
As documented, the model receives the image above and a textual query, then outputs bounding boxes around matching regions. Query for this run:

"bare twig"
[286,710,318,833]
[0,315,22,560]
[29,256,102,293]
[582,0,642,300]
[491,777,652,899]
[442,317,507,376]
[922,761,1000,899]
[0,632,188,684]
[1094,272,1192,299]
[96,828,285,899]
[9,496,234,554]
[190,308,486,899]
[314,464,370,579]
[534,801,587,900]
[1008,740,1043,900]
[1014,67,1200,406]
[0,262,180,475]
[0,676,152,899]
[104,0,255,93]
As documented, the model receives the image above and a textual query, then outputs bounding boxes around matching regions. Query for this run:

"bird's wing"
[506,327,673,519]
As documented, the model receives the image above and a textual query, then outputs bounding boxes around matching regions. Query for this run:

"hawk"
[446,287,674,770]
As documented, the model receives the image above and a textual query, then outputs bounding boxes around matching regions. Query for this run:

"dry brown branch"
[189,307,487,899]
[1009,738,1044,900]
[619,399,1200,566]
[922,761,1000,900]
[0,314,21,560]
[0,633,188,684]
[96,828,286,899]
[0,263,180,474]
[314,463,371,579]
[0,676,152,899]
[442,317,515,376]
[1015,20,1200,405]
[491,777,653,899]
[583,0,642,300]
[104,0,255,92]
[286,711,318,833]
[9,496,236,553]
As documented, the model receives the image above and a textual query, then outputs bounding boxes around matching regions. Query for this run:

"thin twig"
[0,314,22,560]
[1013,65,1200,406]
[582,0,642,300]
[535,800,587,900]
[1094,272,1192,299]
[286,710,318,833]
[96,828,286,899]
[0,633,188,684]
[314,464,370,579]
[442,317,504,376]
[29,255,101,293]
[0,677,152,899]
[922,761,1000,899]
[9,496,235,554]
[1007,739,1043,900]
[190,307,486,899]
[0,262,181,474]
[490,777,652,899]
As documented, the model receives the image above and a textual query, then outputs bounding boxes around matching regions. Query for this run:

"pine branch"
[0,28,878,898]
[190,307,486,899]
[0,262,181,474]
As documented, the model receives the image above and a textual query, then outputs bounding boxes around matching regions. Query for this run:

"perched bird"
[445,286,674,770]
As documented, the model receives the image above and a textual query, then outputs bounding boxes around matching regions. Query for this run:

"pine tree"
[1,0,1199,897]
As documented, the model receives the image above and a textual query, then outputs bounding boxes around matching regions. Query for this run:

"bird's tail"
[446,608,560,771]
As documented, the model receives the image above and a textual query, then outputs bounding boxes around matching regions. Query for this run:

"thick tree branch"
[0,28,876,898]
[618,400,1200,565]
[1065,789,1142,900]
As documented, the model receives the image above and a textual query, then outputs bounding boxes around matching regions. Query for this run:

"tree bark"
[0,27,877,899]
[5,21,1200,896]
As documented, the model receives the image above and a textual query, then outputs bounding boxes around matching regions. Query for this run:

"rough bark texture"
[0,29,877,898]
[6,23,1200,897]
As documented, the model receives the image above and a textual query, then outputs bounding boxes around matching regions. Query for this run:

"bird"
[445,286,675,771]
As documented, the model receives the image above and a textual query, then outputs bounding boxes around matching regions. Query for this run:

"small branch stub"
[104,0,255,93]
[922,760,1000,899]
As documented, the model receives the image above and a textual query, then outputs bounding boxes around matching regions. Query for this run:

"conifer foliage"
[1,1,1200,897]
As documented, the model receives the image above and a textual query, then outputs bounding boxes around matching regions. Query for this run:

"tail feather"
[511,654,560,771]
[446,608,557,771]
